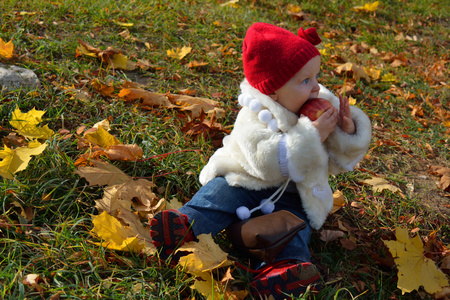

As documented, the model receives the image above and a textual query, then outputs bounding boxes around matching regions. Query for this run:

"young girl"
[150,22,372,299]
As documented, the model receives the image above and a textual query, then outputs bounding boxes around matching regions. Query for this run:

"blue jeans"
[179,177,312,263]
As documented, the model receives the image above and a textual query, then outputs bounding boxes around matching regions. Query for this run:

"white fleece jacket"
[199,79,372,229]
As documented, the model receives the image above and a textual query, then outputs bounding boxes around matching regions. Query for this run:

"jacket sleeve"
[319,87,372,174]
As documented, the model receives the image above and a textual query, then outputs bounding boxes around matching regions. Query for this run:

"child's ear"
[269,93,278,101]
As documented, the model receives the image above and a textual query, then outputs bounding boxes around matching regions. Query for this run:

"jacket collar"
[240,79,298,132]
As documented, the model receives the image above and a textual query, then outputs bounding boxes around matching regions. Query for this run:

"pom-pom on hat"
[243,23,322,95]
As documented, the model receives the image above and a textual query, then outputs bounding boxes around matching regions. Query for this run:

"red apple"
[298,98,333,121]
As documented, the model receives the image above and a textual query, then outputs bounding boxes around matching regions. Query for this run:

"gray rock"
[0,63,40,91]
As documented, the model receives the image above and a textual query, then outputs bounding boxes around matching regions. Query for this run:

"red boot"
[249,259,321,299]
[149,209,196,261]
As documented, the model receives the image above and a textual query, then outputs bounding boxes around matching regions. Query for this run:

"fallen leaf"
[113,20,134,27]
[190,271,223,300]
[383,227,449,294]
[319,230,344,242]
[75,160,131,186]
[108,53,137,70]
[84,126,121,148]
[167,46,191,60]
[363,177,401,193]
[9,107,54,140]
[430,166,450,192]
[0,142,47,179]
[91,211,144,252]
[352,1,380,12]
[381,73,398,83]
[104,144,143,161]
[0,37,14,58]
[331,189,346,213]
[177,233,233,272]
[117,208,156,254]
[23,274,44,295]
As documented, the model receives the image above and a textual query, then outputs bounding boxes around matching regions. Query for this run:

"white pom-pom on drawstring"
[236,206,251,220]
[238,94,245,106]
[258,109,272,124]
[243,94,253,107]
[249,99,263,113]
[268,119,279,132]
[260,199,275,215]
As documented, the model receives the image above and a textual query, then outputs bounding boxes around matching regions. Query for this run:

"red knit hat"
[243,23,322,95]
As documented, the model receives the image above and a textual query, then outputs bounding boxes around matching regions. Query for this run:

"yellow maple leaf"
[348,96,357,105]
[9,107,54,140]
[381,73,398,82]
[364,66,381,80]
[190,271,223,300]
[167,46,192,60]
[108,53,137,70]
[0,141,47,179]
[84,126,121,148]
[177,233,233,272]
[0,37,14,59]
[352,1,380,12]
[384,227,449,294]
[91,211,144,252]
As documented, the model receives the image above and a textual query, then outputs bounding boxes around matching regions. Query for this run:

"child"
[150,22,372,299]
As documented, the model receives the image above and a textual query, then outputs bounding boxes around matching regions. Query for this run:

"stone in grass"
[0,63,40,91]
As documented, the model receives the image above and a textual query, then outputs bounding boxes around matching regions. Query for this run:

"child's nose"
[311,80,320,93]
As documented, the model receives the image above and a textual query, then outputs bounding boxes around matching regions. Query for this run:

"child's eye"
[302,78,309,84]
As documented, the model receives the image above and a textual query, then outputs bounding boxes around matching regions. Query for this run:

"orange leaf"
[0,37,14,58]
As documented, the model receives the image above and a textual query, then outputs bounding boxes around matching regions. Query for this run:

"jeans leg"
[180,177,312,263]
[179,177,259,236]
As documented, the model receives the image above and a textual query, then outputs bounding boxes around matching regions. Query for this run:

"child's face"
[271,56,321,114]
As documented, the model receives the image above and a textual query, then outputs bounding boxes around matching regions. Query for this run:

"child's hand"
[337,95,356,134]
[309,107,338,142]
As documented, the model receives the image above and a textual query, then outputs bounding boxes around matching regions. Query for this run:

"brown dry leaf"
[75,160,131,186]
[181,110,230,142]
[118,208,156,254]
[363,177,401,193]
[319,230,344,242]
[76,40,136,70]
[2,133,27,148]
[118,87,225,119]
[119,88,173,107]
[95,185,132,215]
[187,60,209,68]
[335,62,370,81]
[91,79,115,97]
[113,179,157,212]
[341,238,357,251]
[337,82,357,96]
[170,93,225,119]
[104,144,143,161]
[430,166,450,192]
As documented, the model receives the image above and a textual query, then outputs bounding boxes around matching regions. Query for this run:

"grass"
[1,0,449,299]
